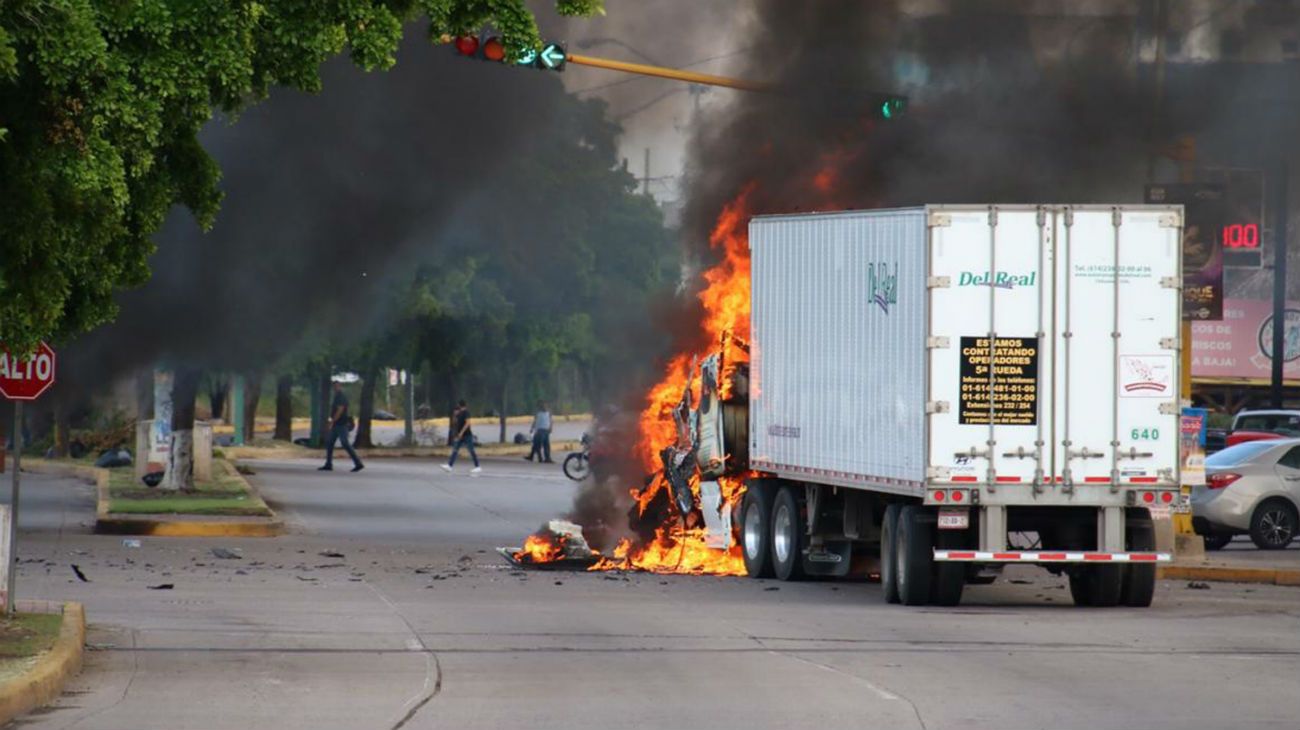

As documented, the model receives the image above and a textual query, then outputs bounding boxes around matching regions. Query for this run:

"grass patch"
[107,466,271,517]
[0,613,61,671]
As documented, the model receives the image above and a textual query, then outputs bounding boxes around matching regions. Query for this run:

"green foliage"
[0,0,602,355]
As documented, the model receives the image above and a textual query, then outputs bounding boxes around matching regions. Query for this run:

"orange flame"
[514,533,566,564]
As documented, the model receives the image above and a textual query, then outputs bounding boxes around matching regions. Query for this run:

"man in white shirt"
[525,400,553,463]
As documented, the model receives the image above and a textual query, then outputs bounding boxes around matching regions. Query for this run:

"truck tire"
[741,487,775,579]
[1071,565,1123,607]
[771,487,805,581]
[1121,511,1156,608]
[880,504,901,604]
[931,530,966,607]
[896,505,932,606]
[1249,498,1297,550]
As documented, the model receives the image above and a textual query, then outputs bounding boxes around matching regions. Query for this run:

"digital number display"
[1222,223,1260,249]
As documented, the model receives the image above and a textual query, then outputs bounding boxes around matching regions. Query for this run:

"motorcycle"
[563,433,592,481]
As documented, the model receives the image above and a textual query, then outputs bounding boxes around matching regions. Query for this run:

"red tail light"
[1207,473,1242,490]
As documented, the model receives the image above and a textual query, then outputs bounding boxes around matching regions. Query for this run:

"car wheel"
[1202,532,1233,551]
[740,486,775,579]
[1249,499,1298,550]
[896,505,933,606]
[880,504,901,604]
[770,487,805,581]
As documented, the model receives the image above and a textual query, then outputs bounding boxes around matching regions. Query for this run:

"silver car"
[1192,439,1300,550]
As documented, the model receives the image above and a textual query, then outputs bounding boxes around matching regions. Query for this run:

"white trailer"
[733,205,1181,607]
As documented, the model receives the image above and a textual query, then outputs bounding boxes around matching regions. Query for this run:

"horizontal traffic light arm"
[565,53,775,92]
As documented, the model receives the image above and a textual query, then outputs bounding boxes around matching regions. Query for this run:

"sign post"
[0,342,57,615]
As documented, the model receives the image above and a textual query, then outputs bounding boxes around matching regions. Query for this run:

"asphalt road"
[7,460,1300,730]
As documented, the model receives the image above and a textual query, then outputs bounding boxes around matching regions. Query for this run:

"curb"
[1158,564,1300,587]
[92,460,283,538]
[0,601,85,726]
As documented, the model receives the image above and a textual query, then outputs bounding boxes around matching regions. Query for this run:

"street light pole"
[1272,162,1289,408]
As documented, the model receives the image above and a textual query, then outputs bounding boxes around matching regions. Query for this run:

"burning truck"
[516,202,1183,608]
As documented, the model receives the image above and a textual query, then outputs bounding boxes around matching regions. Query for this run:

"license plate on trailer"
[938,507,969,530]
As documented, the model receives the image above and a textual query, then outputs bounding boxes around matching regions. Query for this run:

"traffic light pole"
[565,53,775,92]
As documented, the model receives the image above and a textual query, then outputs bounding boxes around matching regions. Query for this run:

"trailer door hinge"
[926,400,950,415]
[1036,208,1047,226]
[928,212,952,228]
[1159,213,1181,228]
[1158,402,1179,416]
[926,466,951,480]
[1112,207,1123,227]
[927,275,951,289]
[1160,336,1180,350]
[1161,276,1181,290]
[927,336,951,349]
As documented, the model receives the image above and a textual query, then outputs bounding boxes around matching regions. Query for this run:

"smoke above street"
[562,0,1299,554]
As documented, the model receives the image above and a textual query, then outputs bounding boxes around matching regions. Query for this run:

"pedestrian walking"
[440,400,481,474]
[320,381,364,472]
[524,400,554,463]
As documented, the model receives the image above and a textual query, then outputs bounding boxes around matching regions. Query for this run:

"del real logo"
[868,261,899,314]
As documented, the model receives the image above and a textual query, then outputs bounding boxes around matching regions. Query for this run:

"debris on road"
[122,539,141,548]
[501,520,602,570]
[211,548,243,560]
[318,550,345,559]
[71,564,89,582]
[148,583,174,590]
[1187,581,1211,590]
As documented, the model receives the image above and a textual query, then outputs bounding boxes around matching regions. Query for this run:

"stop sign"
[0,342,57,401]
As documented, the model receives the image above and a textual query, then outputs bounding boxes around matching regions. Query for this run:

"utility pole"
[1272,162,1290,407]
[643,147,651,196]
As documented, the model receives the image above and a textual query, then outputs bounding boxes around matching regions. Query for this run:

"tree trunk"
[243,372,262,444]
[354,360,379,449]
[274,375,293,442]
[167,367,200,492]
[498,376,509,445]
[52,398,70,459]
[135,369,154,421]
[445,370,457,445]
[207,375,228,422]
[316,371,332,448]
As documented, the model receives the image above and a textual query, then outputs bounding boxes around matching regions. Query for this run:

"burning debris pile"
[508,190,759,576]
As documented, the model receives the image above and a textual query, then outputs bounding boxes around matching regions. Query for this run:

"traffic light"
[880,97,905,120]
[450,32,566,72]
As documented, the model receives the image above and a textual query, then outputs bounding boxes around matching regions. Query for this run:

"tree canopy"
[0,0,602,355]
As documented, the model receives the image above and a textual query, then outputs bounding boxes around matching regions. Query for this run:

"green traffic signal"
[880,98,905,120]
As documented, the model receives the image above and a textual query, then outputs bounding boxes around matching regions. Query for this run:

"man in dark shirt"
[320,381,364,472]
[440,400,481,474]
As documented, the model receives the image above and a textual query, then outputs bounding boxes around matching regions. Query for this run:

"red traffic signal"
[482,37,506,62]
[454,36,479,56]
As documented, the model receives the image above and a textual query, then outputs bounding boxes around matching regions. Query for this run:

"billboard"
[1191,298,1300,382]
[1144,183,1225,321]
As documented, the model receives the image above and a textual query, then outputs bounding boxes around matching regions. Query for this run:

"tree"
[0,0,602,356]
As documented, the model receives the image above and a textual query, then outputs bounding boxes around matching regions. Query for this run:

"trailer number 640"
[1130,428,1160,441]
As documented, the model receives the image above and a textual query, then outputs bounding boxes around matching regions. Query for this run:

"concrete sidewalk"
[1161,538,1300,586]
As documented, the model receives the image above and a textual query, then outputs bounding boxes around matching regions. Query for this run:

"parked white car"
[1192,439,1300,550]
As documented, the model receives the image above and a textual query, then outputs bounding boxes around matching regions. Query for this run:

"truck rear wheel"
[931,530,966,607]
[771,486,805,581]
[1070,565,1123,607]
[1121,510,1156,608]
[896,505,932,606]
[741,486,775,579]
[880,504,901,604]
